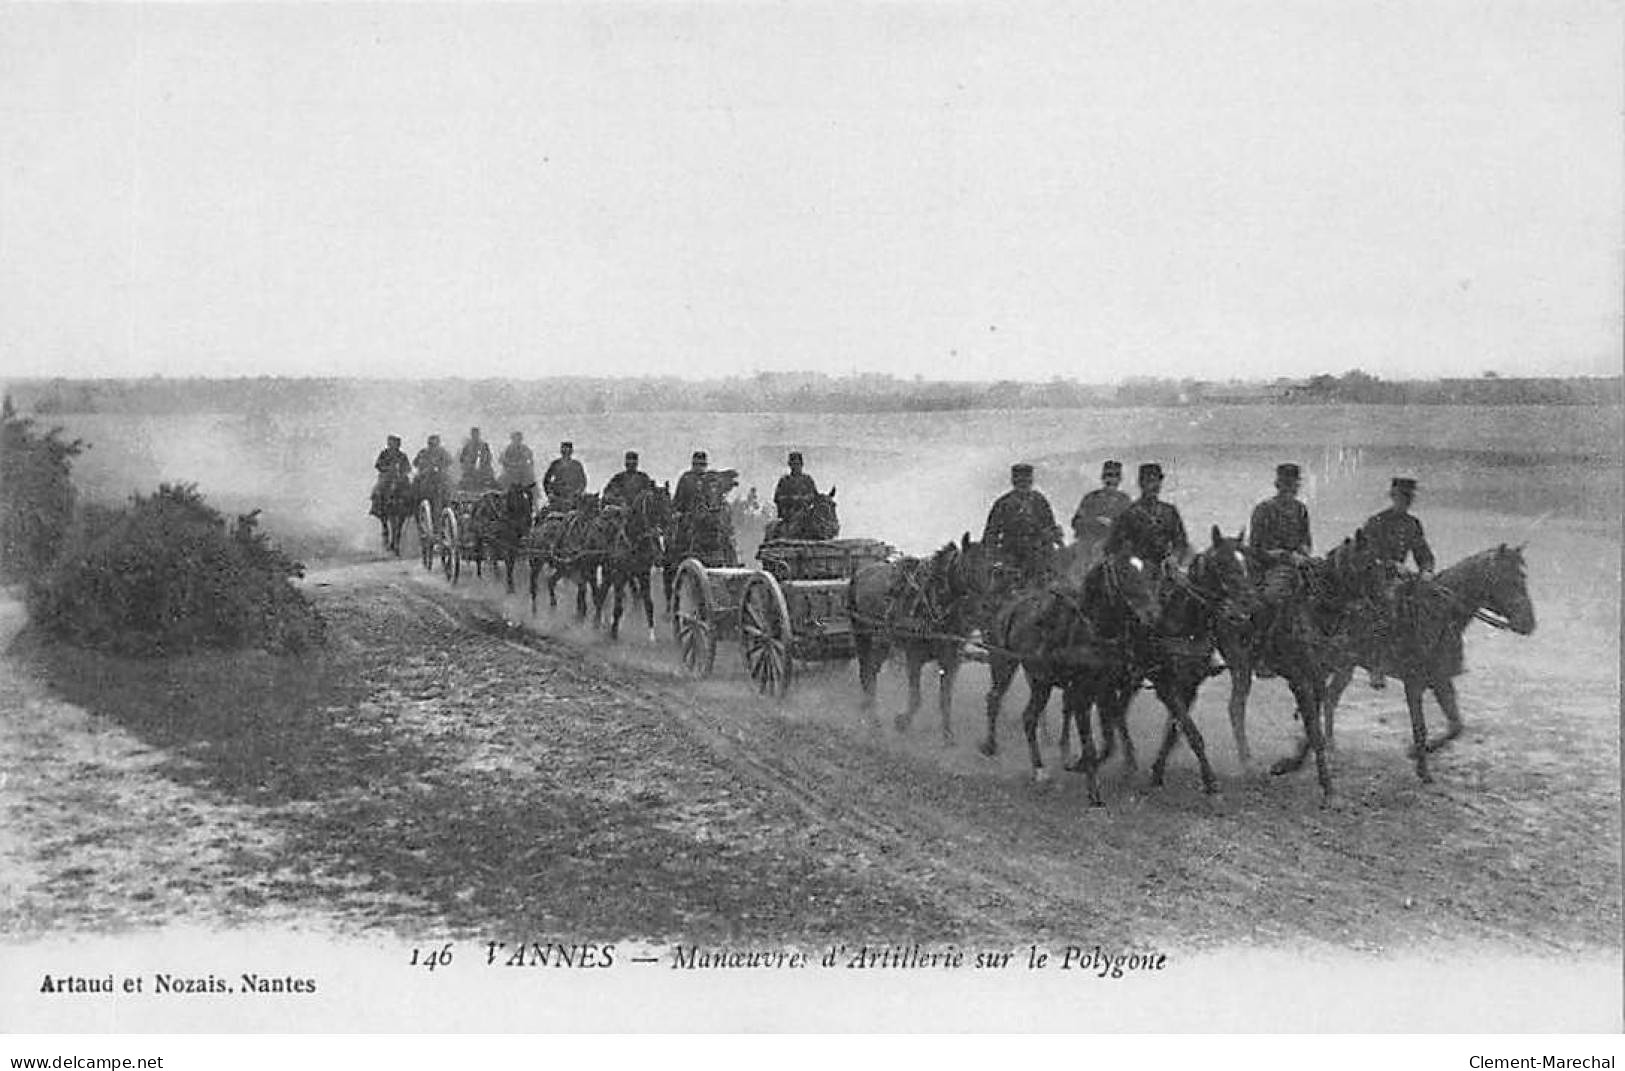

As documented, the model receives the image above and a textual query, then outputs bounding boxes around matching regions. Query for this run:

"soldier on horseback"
[603,450,654,508]
[672,451,710,519]
[500,431,536,493]
[413,434,454,510]
[773,451,820,529]
[1070,459,1131,560]
[1360,476,1436,688]
[1247,462,1314,671]
[373,434,411,492]
[458,426,497,490]
[542,441,587,511]
[982,462,1064,590]
[1103,462,1191,577]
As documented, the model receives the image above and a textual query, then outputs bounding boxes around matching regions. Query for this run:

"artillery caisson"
[671,538,896,697]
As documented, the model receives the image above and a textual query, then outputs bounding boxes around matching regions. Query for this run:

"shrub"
[28,483,324,657]
[0,393,84,582]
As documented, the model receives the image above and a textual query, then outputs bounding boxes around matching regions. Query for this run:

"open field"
[1,401,1619,1029]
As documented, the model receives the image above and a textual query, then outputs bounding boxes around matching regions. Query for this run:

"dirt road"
[1,557,1617,952]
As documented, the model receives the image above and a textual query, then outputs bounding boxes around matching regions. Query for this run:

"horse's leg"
[979,656,1018,757]
[527,557,540,615]
[1404,676,1433,783]
[1422,675,1464,753]
[1061,684,1104,805]
[1279,672,1333,802]
[1227,657,1257,772]
[854,631,882,722]
[902,648,926,735]
[608,575,625,641]
[1113,677,1140,773]
[1148,708,1182,788]
[640,569,658,643]
[937,647,959,746]
[1020,672,1054,782]
[1157,673,1218,795]
[1323,661,1357,753]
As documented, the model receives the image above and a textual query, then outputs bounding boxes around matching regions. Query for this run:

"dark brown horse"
[526,493,607,622]
[370,470,415,556]
[1062,528,1259,804]
[471,483,534,593]
[979,553,1160,787]
[595,484,673,643]
[766,487,840,543]
[848,533,995,742]
[1323,544,1535,782]
[1216,531,1390,802]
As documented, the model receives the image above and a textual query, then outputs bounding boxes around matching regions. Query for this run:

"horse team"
[375,441,1537,807]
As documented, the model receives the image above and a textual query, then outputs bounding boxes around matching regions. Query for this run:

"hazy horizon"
[3,3,1620,383]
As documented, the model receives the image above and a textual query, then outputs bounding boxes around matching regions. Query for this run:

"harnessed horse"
[978,553,1160,787]
[594,485,673,642]
[471,483,534,593]
[766,487,840,543]
[848,533,995,742]
[371,471,415,555]
[1216,531,1390,802]
[1324,544,1535,782]
[662,472,741,614]
[525,493,608,622]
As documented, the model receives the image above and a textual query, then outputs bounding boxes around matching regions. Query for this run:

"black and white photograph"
[1,0,1620,1051]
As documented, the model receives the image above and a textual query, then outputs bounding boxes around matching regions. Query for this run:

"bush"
[0,394,84,582]
[28,483,324,657]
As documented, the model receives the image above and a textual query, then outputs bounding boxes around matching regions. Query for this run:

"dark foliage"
[28,483,324,657]
[0,393,85,583]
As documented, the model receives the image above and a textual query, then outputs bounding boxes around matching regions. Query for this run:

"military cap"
[428,434,441,444]
[1391,476,1418,494]
[560,441,573,450]
[624,450,639,462]
[470,426,481,434]
[1011,462,1034,478]
[1138,462,1163,482]
[1102,460,1122,476]
[1276,463,1302,484]
[387,434,401,444]
[692,451,709,464]
[788,451,803,464]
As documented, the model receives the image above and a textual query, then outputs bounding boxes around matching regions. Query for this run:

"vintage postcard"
[1,1,1620,1049]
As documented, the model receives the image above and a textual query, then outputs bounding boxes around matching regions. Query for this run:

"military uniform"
[773,472,819,519]
[1103,498,1190,565]
[603,468,654,507]
[543,456,587,506]
[1249,494,1313,603]
[1360,508,1435,573]
[1071,487,1131,550]
[413,443,453,477]
[500,441,536,489]
[982,488,1062,582]
[673,470,708,514]
[459,437,495,488]
[375,446,411,480]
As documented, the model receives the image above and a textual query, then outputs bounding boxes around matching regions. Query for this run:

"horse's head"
[503,482,535,523]
[1087,552,1161,630]
[1326,529,1387,603]
[804,490,840,540]
[1189,525,1259,627]
[1468,544,1536,635]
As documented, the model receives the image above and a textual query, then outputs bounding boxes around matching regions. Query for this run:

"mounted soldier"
[672,450,710,519]
[981,462,1064,589]
[603,450,655,508]
[499,431,536,492]
[1103,462,1191,580]
[1360,476,1436,688]
[1247,462,1313,670]
[1070,459,1132,563]
[542,440,588,511]
[773,451,820,528]
[413,434,454,509]
[458,426,496,491]
[371,434,412,508]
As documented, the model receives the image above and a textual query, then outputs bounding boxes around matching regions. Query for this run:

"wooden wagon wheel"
[671,558,718,677]
[441,507,461,583]
[416,500,435,570]
[740,570,794,698]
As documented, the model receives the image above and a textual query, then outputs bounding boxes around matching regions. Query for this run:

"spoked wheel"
[740,570,794,698]
[672,559,717,677]
[417,501,435,570]
[441,507,461,583]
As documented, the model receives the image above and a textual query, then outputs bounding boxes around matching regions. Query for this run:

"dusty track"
[2,557,1618,952]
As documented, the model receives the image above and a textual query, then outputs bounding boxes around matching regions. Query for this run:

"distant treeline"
[5,370,1620,415]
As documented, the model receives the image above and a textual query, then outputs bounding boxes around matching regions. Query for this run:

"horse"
[1215,531,1390,802]
[525,493,607,622]
[1323,544,1535,783]
[848,533,995,742]
[662,473,741,613]
[765,487,840,543]
[595,484,673,642]
[978,553,1160,790]
[471,483,535,593]
[370,471,415,555]
[1069,528,1258,802]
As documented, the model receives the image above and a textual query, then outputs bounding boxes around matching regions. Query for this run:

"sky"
[1,2,1620,383]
